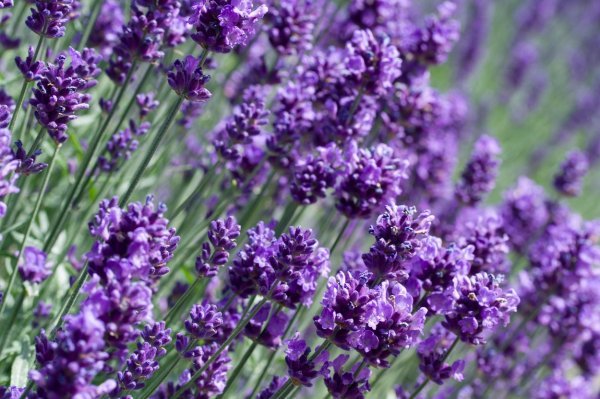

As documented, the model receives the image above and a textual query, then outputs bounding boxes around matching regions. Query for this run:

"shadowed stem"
[0,143,61,355]
[408,336,460,399]
[119,96,184,207]
[43,62,139,253]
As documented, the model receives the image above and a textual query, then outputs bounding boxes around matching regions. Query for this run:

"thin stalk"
[220,304,282,397]
[407,337,460,399]
[137,295,258,399]
[43,62,138,252]
[218,341,258,398]
[119,96,184,207]
[247,305,304,397]
[0,289,25,359]
[27,126,46,157]
[170,162,219,219]
[0,144,60,325]
[275,202,298,236]
[270,341,333,399]
[78,0,104,50]
[329,218,350,256]
[168,297,269,399]
[8,34,44,131]
[48,263,89,336]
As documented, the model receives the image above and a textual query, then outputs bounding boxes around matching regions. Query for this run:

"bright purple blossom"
[195,216,241,278]
[26,0,75,38]
[18,246,50,284]
[15,46,45,81]
[189,0,269,53]
[168,56,212,102]
[553,150,589,197]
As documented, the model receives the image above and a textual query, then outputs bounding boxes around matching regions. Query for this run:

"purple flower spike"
[117,321,172,393]
[345,29,402,96]
[364,204,434,281]
[284,334,324,387]
[168,56,212,102]
[553,150,589,197]
[15,46,45,81]
[18,246,50,284]
[30,48,101,143]
[335,142,409,219]
[185,303,224,339]
[189,0,269,53]
[30,309,116,398]
[442,273,520,345]
[26,0,75,38]
[323,354,371,399]
[0,0,14,8]
[195,216,241,278]
[290,144,343,205]
[455,135,502,206]
[99,120,151,173]
[136,92,160,119]
[12,140,48,175]
[267,0,315,56]
[417,329,465,385]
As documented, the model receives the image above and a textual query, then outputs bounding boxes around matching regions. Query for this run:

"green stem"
[27,126,46,157]
[48,263,89,336]
[407,337,459,399]
[329,218,350,256]
[218,341,258,398]
[0,289,25,359]
[170,162,219,220]
[275,202,298,236]
[78,0,104,50]
[43,62,138,253]
[168,297,269,399]
[119,96,184,207]
[8,35,44,131]
[247,305,305,397]
[0,144,60,324]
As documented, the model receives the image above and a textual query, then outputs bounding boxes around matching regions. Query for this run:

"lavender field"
[0,0,598,398]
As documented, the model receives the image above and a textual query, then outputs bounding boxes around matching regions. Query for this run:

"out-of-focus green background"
[430,0,599,218]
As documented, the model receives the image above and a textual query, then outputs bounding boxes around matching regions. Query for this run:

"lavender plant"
[0,1,598,398]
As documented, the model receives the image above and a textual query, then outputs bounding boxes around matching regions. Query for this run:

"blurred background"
[429,0,599,218]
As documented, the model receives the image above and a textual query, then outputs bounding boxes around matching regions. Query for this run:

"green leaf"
[10,341,32,388]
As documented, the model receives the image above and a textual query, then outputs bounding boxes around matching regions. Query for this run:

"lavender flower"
[0,0,13,8]
[244,303,288,349]
[322,354,371,399]
[30,310,116,397]
[228,221,277,298]
[284,334,322,387]
[363,204,434,281]
[266,0,315,56]
[18,246,50,284]
[117,322,172,392]
[11,140,48,175]
[189,0,268,53]
[184,303,224,339]
[15,46,45,81]
[167,55,212,102]
[290,144,343,205]
[345,29,402,96]
[268,227,330,308]
[500,177,549,252]
[195,216,241,278]
[417,329,464,384]
[553,150,589,197]
[0,112,19,221]
[98,120,151,173]
[87,196,179,284]
[457,213,510,275]
[26,0,75,38]
[136,92,160,119]
[455,135,502,206]
[30,48,101,143]
[442,273,520,345]
[335,142,408,219]
[88,0,124,58]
